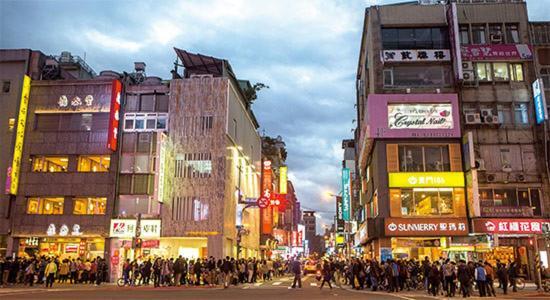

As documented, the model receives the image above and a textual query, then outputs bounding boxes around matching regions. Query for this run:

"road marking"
[273,282,282,286]
[242,286,250,289]
[254,283,263,287]
[344,288,417,300]
[310,283,317,287]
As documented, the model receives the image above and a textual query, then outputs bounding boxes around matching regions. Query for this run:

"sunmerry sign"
[388,172,465,188]
[388,104,453,130]
[385,218,468,236]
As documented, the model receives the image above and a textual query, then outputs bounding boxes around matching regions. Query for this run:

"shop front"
[471,218,547,279]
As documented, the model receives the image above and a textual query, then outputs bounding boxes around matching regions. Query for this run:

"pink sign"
[362,94,460,140]
[473,219,546,234]
[461,44,533,61]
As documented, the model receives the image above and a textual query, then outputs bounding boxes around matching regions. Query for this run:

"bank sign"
[388,172,465,188]
[388,104,453,130]
[533,79,548,124]
[341,168,351,221]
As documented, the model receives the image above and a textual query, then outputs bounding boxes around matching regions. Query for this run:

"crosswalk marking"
[254,283,263,287]
[273,282,282,286]
[310,283,317,287]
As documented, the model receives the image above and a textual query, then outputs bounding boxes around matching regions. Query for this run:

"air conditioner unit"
[462,61,474,70]
[475,158,486,171]
[490,34,502,43]
[502,164,512,173]
[486,173,496,183]
[480,109,500,124]
[463,70,475,82]
[465,113,482,124]
[516,173,526,182]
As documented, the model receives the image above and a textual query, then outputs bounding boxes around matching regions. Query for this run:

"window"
[489,24,503,44]
[140,95,155,111]
[492,62,509,81]
[494,189,517,206]
[510,63,524,82]
[476,63,492,81]
[193,198,209,221]
[497,104,512,124]
[459,25,470,45]
[2,81,10,93]
[480,188,541,215]
[156,95,169,112]
[398,145,450,172]
[119,174,155,194]
[383,65,452,88]
[125,95,139,111]
[35,113,108,131]
[77,155,110,172]
[542,68,550,89]
[381,27,449,49]
[73,197,107,215]
[472,25,486,44]
[27,197,64,214]
[32,156,68,172]
[200,116,213,133]
[399,188,455,216]
[124,113,168,131]
[175,153,212,178]
[506,23,520,44]
[172,196,209,221]
[514,103,529,124]
[499,148,511,167]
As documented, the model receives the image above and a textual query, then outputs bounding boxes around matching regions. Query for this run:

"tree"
[244,82,269,105]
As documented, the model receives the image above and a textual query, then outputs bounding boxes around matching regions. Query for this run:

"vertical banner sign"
[533,79,548,124]
[463,132,480,217]
[107,80,122,151]
[7,75,31,195]
[262,160,273,234]
[447,3,463,81]
[279,166,288,194]
[156,133,167,203]
[342,168,351,221]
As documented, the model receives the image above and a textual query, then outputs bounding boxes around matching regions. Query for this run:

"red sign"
[261,160,273,234]
[273,229,287,246]
[385,218,468,237]
[78,240,86,256]
[262,207,273,235]
[461,44,533,61]
[107,80,122,151]
[257,196,269,209]
[142,239,160,249]
[472,219,545,234]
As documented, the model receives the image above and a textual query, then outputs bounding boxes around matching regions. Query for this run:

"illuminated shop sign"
[58,95,94,108]
[461,44,533,61]
[388,172,464,188]
[382,49,451,62]
[46,223,82,236]
[388,104,453,130]
[273,229,287,246]
[110,219,137,238]
[140,219,161,238]
[341,168,351,221]
[472,219,545,234]
[279,166,288,194]
[533,78,548,125]
[107,80,122,151]
[6,75,31,195]
[385,218,468,236]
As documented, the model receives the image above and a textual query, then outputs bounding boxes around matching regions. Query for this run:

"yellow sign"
[9,75,31,195]
[388,172,464,188]
[279,166,287,194]
[335,235,345,244]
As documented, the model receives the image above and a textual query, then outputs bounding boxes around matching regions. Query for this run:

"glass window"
[531,188,542,216]
[493,189,517,206]
[401,188,455,217]
[382,28,399,49]
[383,69,393,86]
[518,189,530,207]
[459,25,470,45]
[398,28,415,49]
[134,114,145,130]
[137,133,153,153]
[492,62,509,81]
[32,156,68,172]
[80,114,93,131]
[146,118,156,129]
[489,24,503,44]
[35,114,60,131]
[472,25,486,44]
[140,95,155,111]
[125,95,139,111]
[506,23,520,44]
[2,81,10,93]
[122,133,137,153]
[156,95,169,112]
[387,65,452,88]
[134,155,150,173]
[476,63,492,81]
[514,103,529,124]
[415,28,432,49]
[27,197,64,214]
[124,117,134,130]
[400,189,414,216]
[479,189,494,207]
[497,104,512,124]
[424,146,450,172]
[541,68,550,89]
[510,63,524,82]
[399,146,423,172]
[77,155,110,172]
[398,145,450,172]
[73,197,106,215]
[157,115,167,130]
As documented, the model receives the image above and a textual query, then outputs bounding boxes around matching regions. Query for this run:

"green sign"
[342,168,351,221]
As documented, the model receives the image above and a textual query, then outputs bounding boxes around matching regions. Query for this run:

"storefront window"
[27,197,64,214]
[480,188,541,215]
[77,155,110,172]
[399,145,450,172]
[73,197,107,215]
[493,189,517,206]
[493,63,509,81]
[32,156,68,172]
[400,188,455,216]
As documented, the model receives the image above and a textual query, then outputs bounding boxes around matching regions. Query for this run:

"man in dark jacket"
[497,262,509,295]
[173,256,184,286]
[429,262,442,296]
[221,257,233,288]
[290,259,302,288]
[457,260,471,298]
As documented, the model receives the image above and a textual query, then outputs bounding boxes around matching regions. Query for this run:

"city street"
[0,275,548,300]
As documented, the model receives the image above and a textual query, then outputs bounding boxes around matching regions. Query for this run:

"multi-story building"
[164,49,262,259]
[355,0,549,278]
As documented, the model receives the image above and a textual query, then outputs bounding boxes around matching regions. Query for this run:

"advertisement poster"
[341,168,351,221]
[388,103,453,130]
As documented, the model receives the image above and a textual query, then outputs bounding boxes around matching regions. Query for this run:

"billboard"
[388,103,453,130]
[533,79,548,124]
[279,166,288,194]
[388,172,465,188]
[461,44,533,61]
[341,168,351,221]
[7,75,31,195]
[107,80,122,151]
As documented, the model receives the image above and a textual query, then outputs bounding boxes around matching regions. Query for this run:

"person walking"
[319,260,333,290]
[44,259,57,288]
[475,262,487,297]
[484,261,496,297]
[221,257,233,289]
[443,260,457,297]
[290,258,302,289]
[496,262,509,295]
[457,260,471,298]
[428,262,442,297]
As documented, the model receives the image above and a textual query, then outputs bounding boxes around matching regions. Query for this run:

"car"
[303,260,318,274]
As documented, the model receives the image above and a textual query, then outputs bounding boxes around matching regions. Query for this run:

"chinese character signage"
[480,206,533,218]
[461,44,533,61]
[341,168,351,221]
[364,94,460,140]
[388,104,453,130]
[388,172,465,188]
[107,80,122,151]
[385,218,468,236]
[7,75,31,195]
[273,229,287,246]
[110,219,137,238]
[472,219,544,234]
[382,49,450,62]
[446,3,463,81]
[140,219,161,238]
[533,79,548,124]
[279,166,288,194]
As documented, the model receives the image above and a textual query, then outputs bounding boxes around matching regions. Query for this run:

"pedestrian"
[24,259,36,286]
[59,259,69,283]
[508,260,518,293]
[290,258,302,289]
[221,257,233,288]
[428,262,442,297]
[475,262,487,297]
[319,260,333,290]
[443,260,457,297]
[496,262,508,295]
[457,260,471,298]
[484,261,496,297]
[44,259,57,288]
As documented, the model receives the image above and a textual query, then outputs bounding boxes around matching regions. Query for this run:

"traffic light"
[132,237,142,249]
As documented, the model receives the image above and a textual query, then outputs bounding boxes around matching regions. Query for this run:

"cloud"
[84,30,143,52]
